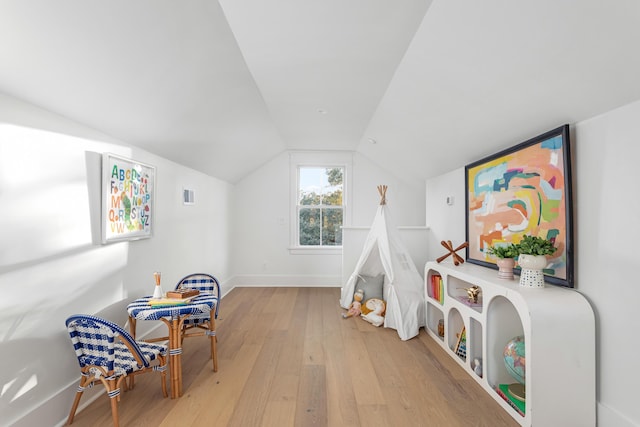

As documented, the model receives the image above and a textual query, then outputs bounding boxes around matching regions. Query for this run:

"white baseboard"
[598,401,639,427]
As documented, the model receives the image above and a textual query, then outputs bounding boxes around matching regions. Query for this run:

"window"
[289,152,352,253]
[297,166,343,246]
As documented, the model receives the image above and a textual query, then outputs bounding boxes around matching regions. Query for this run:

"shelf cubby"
[425,268,445,305]
[425,300,444,342]
[486,295,523,389]
[447,308,465,358]
[448,275,483,313]
[468,317,483,377]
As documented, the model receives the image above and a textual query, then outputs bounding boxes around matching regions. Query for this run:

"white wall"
[350,153,426,227]
[231,151,426,286]
[425,168,467,261]
[574,101,640,427]
[0,93,234,426]
[425,99,640,427]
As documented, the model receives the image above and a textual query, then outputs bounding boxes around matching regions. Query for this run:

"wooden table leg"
[128,316,137,390]
[174,316,183,398]
[163,314,191,398]
[164,317,180,399]
[208,308,218,372]
[158,317,176,398]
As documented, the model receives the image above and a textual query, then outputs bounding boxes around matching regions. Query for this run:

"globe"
[503,335,526,384]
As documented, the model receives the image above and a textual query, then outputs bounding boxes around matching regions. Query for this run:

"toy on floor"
[342,289,364,319]
[361,298,386,327]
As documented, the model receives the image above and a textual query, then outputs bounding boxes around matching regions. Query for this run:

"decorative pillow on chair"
[356,274,385,301]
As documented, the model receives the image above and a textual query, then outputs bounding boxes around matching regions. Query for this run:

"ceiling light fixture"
[317,109,328,114]
[367,138,377,144]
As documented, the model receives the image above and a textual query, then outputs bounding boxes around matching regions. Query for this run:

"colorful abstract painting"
[465,125,573,287]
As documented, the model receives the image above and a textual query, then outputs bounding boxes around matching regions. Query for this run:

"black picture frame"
[464,125,574,287]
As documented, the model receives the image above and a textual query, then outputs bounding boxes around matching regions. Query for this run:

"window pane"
[322,167,343,206]
[322,208,343,245]
[299,190,320,206]
[299,167,323,205]
[299,207,320,245]
[299,167,343,206]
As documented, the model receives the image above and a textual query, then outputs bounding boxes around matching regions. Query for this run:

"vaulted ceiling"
[2,0,640,183]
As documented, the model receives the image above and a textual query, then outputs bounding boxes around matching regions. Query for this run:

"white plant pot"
[518,254,547,288]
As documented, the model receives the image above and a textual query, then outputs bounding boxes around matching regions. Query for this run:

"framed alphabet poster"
[102,153,155,243]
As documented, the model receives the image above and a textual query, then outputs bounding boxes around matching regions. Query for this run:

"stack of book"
[148,297,191,307]
[429,274,444,304]
[494,384,525,417]
[166,289,200,299]
[148,289,200,307]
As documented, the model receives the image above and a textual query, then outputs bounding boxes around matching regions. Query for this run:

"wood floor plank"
[159,343,263,426]
[267,287,298,330]
[302,288,327,367]
[226,329,285,426]
[343,326,386,406]
[276,288,308,370]
[66,287,518,427]
[294,365,328,427]
[261,400,296,427]
[356,404,392,427]
[364,327,426,426]
[323,288,362,427]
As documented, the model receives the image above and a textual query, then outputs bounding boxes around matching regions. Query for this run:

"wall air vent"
[183,189,195,205]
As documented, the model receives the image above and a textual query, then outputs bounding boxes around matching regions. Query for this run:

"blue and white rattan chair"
[174,273,220,371]
[65,315,168,427]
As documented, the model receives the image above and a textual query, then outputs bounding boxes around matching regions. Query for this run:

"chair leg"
[108,379,120,427]
[66,382,85,425]
[209,317,218,372]
[159,355,168,398]
[109,395,120,427]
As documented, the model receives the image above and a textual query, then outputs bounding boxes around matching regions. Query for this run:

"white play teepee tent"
[340,185,426,340]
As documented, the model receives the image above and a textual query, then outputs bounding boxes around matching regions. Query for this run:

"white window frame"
[289,151,352,254]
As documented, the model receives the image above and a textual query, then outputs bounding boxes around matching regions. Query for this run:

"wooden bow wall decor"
[436,240,469,266]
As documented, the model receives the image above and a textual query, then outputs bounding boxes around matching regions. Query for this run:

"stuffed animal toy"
[473,357,483,377]
[342,289,364,319]
[361,298,386,327]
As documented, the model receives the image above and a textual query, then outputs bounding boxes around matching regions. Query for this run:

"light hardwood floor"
[66,287,518,427]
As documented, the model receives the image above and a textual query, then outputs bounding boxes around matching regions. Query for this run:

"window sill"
[288,246,343,255]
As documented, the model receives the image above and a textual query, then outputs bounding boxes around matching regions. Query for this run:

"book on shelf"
[166,288,200,299]
[430,274,444,304]
[494,384,525,417]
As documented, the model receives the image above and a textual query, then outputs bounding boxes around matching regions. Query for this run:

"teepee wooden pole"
[377,185,387,205]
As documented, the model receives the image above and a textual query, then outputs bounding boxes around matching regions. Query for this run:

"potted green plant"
[487,244,520,259]
[487,243,519,279]
[517,235,557,256]
[516,235,557,288]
